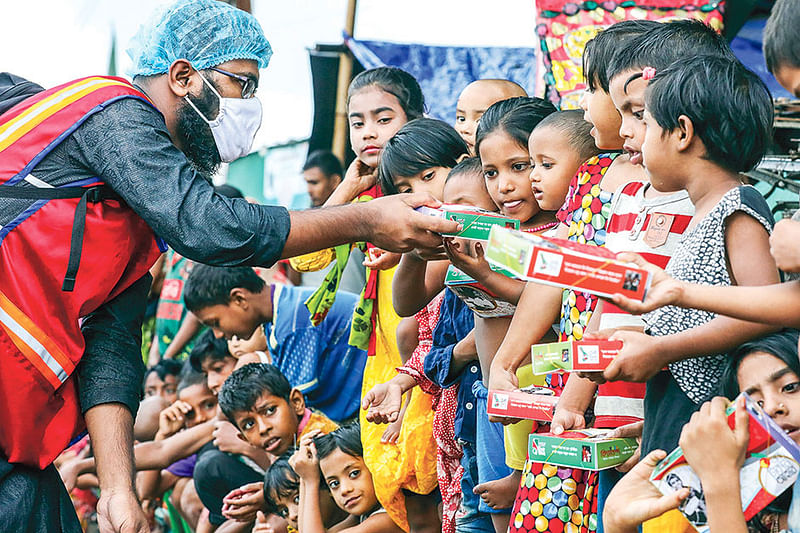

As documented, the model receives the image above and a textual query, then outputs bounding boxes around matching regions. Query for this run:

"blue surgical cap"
[127,0,272,78]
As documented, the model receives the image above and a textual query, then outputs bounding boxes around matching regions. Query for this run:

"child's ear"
[289,388,306,416]
[456,153,469,164]
[675,115,695,153]
[229,288,250,309]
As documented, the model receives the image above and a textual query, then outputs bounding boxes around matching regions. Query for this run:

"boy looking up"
[218,363,338,458]
[184,265,366,422]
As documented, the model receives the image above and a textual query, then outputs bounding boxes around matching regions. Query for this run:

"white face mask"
[184,72,263,163]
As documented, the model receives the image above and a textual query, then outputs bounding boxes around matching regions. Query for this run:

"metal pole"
[332,0,357,161]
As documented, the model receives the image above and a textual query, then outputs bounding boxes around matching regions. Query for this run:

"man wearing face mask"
[0,2,457,532]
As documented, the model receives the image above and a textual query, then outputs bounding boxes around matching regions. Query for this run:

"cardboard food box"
[485,225,651,301]
[650,393,800,532]
[527,429,638,470]
[531,339,623,375]
[487,386,558,422]
[444,264,518,318]
[416,204,520,241]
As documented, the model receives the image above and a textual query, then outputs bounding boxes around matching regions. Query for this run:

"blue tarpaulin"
[346,35,538,123]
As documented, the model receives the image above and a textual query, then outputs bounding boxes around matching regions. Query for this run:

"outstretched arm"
[281,193,460,259]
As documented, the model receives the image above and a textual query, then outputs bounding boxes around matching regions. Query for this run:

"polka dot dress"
[509,153,618,533]
[556,153,619,341]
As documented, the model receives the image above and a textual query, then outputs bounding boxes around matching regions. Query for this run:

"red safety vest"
[0,76,164,468]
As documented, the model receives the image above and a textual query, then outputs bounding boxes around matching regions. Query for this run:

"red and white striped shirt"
[594,181,695,427]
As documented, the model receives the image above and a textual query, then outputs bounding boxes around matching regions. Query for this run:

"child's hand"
[680,396,748,486]
[363,248,401,270]
[289,432,322,481]
[443,239,492,281]
[611,253,685,314]
[580,329,667,384]
[381,417,403,444]
[252,512,288,533]
[770,219,800,273]
[222,482,264,522]
[361,381,404,424]
[213,420,249,455]
[487,361,522,424]
[551,404,586,435]
[343,158,378,193]
[604,450,689,533]
[611,421,644,473]
[157,400,193,439]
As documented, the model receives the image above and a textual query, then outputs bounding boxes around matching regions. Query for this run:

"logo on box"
[578,345,600,365]
[533,251,563,277]
[491,393,509,411]
[530,438,545,457]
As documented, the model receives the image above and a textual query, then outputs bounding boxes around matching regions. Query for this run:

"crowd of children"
[54,2,800,532]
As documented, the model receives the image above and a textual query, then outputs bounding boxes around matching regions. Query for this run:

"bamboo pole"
[332,0,358,161]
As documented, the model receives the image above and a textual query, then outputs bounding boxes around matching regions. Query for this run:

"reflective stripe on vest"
[0,290,71,388]
[0,77,132,156]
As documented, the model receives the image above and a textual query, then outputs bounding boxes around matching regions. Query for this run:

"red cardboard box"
[487,387,558,422]
[485,226,651,301]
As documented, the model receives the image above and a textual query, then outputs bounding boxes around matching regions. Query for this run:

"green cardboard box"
[416,204,520,241]
[527,429,638,470]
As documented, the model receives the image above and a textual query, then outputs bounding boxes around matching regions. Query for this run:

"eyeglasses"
[209,67,258,99]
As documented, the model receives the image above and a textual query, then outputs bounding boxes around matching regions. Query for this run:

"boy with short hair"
[184,265,367,422]
[189,330,238,395]
[219,363,339,456]
[455,79,527,154]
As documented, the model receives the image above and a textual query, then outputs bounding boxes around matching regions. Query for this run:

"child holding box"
[604,330,800,533]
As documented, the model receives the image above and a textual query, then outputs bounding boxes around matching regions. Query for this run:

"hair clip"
[642,67,657,81]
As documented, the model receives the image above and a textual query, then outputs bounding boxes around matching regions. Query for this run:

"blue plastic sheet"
[346,35,538,123]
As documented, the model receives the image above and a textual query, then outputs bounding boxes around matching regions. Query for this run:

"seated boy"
[143,359,182,404]
[138,366,218,530]
[184,265,367,422]
[218,363,339,457]
[185,331,273,529]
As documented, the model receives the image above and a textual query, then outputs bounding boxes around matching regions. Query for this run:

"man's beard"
[176,82,222,177]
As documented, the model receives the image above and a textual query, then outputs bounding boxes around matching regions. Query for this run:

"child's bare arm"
[291,435,328,533]
[392,255,448,316]
[487,282,562,400]
[551,377,595,434]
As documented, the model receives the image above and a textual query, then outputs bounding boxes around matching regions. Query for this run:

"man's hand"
[97,488,149,533]
[363,193,460,256]
[770,219,800,273]
[580,330,666,384]
[603,450,688,533]
[222,482,265,523]
[362,381,406,424]
[611,253,685,315]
